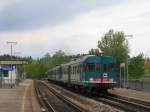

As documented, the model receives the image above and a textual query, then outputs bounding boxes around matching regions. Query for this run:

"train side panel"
[47,55,117,90]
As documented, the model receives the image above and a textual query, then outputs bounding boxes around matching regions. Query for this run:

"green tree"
[89,48,100,55]
[98,30,129,64]
[144,57,150,74]
[52,50,70,66]
[25,60,47,78]
[24,50,71,78]
[129,54,145,79]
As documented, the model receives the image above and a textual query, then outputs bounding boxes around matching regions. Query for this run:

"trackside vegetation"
[25,50,71,78]
[20,30,150,79]
[89,30,150,80]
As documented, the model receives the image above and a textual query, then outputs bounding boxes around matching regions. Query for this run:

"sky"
[0,0,150,58]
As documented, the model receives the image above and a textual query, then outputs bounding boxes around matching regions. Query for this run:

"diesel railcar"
[47,55,117,91]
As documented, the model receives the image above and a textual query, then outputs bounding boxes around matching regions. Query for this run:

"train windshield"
[103,63,116,72]
[84,63,100,72]
[84,63,115,72]
[85,63,95,72]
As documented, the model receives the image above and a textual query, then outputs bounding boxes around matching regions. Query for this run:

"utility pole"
[13,52,21,85]
[124,35,133,88]
[7,41,17,88]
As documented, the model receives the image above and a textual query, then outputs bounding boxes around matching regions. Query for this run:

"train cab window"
[103,64,116,72]
[85,63,95,72]
[103,64,109,72]
[96,64,100,72]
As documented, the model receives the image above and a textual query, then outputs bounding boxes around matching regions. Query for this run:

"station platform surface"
[108,88,150,103]
[0,79,41,112]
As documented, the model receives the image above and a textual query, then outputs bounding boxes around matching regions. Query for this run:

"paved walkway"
[0,79,41,112]
[108,88,150,103]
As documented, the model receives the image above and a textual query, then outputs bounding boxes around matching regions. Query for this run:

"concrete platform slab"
[0,79,41,112]
[108,88,150,103]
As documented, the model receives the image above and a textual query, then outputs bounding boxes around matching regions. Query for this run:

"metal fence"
[118,80,150,92]
[0,78,21,88]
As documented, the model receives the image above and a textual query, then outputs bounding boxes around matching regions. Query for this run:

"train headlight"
[89,78,93,81]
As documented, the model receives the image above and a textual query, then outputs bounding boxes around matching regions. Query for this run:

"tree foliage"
[89,48,100,55]
[25,60,47,78]
[25,50,71,78]
[51,50,70,67]
[144,58,150,74]
[0,54,31,61]
[98,30,129,64]
[128,54,145,79]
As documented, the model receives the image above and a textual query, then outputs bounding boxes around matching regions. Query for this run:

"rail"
[95,94,150,112]
[35,81,56,112]
[35,80,86,112]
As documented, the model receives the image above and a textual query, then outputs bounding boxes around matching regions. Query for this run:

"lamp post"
[124,35,133,88]
[6,41,17,88]
[13,52,21,85]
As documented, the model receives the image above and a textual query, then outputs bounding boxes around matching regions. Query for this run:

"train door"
[68,66,71,86]
[59,67,62,81]
[80,64,84,83]
[100,56,103,83]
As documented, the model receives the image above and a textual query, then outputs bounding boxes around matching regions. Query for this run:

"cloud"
[0,0,123,32]
[0,0,150,58]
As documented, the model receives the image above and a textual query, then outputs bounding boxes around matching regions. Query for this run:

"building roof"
[0,61,28,65]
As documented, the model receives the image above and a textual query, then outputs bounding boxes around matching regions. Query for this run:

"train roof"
[61,55,115,66]
[61,55,94,66]
[48,55,116,71]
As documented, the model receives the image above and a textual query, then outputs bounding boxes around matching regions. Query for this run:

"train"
[47,55,117,91]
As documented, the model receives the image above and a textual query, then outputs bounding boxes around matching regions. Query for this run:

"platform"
[0,79,41,112]
[108,88,150,105]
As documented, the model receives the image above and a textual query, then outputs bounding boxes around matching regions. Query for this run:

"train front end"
[83,56,117,89]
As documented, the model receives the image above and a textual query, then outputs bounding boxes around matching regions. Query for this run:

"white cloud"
[0,0,20,12]
[0,0,150,57]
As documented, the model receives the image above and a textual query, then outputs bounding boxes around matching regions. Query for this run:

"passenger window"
[86,63,95,72]
[75,66,77,74]
[73,66,75,74]
[78,66,80,73]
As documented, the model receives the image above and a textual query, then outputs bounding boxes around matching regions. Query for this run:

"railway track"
[45,81,150,112]
[57,84,150,112]
[94,94,150,112]
[35,80,150,112]
[63,84,150,112]
[34,81,86,112]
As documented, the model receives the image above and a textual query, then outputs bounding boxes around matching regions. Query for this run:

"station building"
[0,61,28,87]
